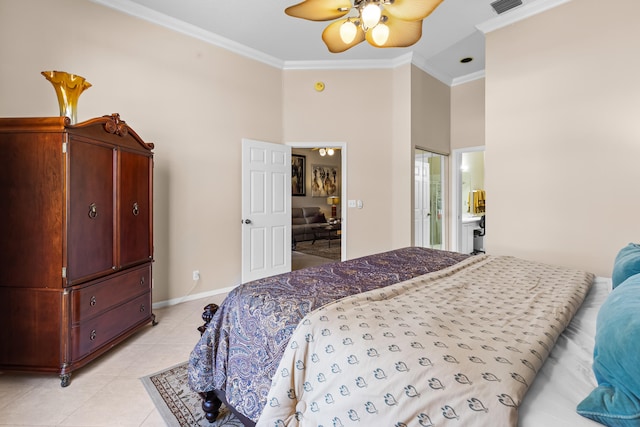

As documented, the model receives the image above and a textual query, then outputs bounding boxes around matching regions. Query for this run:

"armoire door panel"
[0,134,64,288]
[119,150,152,268]
[67,140,115,283]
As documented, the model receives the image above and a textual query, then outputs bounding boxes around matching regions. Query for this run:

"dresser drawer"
[70,292,152,360]
[71,264,151,323]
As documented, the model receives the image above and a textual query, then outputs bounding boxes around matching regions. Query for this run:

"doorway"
[414,148,445,249]
[452,147,485,253]
[288,142,346,268]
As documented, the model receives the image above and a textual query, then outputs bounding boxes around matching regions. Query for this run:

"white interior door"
[241,139,291,283]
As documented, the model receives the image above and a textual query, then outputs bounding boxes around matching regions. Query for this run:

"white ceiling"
[94,0,568,85]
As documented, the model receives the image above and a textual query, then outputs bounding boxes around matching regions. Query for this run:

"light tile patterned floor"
[0,252,330,427]
[0,294,227,427]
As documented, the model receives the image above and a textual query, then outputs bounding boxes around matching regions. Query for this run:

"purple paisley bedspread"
[187,247,470,422]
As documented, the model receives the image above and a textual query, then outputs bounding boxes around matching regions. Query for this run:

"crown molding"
[89,0,285,69]
[451,70,486,86]
[90,0,486,87]
[282,53,488,88]
[282,52,413,71]
[476,0,571,34]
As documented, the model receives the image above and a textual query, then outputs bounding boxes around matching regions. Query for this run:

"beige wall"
[0,0,283,302]
[451,78,485,151]
[485,0,640,277]
[10,0,626,302]
[411,66,452,155]
[283,68,402,259]
[390,64,413,249]
[1,0,427,303]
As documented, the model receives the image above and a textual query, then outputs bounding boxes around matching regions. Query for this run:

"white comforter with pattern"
[257,255,594,427]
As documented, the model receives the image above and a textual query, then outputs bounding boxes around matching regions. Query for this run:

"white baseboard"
[151,285,236,309]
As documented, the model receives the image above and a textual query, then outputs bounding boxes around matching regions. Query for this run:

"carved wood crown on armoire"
[0,113,156,386]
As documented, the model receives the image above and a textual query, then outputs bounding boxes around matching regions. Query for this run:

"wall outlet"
[193,270,200,280]
[357,200,363,209]
[348,200,356,208]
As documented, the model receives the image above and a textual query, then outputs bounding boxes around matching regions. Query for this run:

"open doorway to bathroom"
[452,147,485,253]
[414,148,445,250]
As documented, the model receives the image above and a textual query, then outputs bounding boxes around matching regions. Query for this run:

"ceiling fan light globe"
[327,148,335,156]
[319,148,327,156]
[339,20,357,44]
[371,23,389,45]
[362,3,381,29]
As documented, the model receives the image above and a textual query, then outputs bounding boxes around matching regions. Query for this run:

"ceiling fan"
[285,0,444,53]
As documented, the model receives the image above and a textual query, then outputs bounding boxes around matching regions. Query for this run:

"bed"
[188,247,470,424]
[188,245,640,426]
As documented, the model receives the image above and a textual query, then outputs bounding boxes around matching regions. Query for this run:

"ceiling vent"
[491,0,523,14]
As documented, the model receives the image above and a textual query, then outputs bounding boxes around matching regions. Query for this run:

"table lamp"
[327,196,340,219]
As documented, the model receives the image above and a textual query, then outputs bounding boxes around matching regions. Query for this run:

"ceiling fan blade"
[322,19,366,53]
[365,15,423,48]
[384,0,443,21]
[285,0,352,21]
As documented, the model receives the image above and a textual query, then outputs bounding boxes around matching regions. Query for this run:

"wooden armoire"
[0,114,156,386]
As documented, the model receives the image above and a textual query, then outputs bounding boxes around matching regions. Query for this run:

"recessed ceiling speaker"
[490,0,523,14]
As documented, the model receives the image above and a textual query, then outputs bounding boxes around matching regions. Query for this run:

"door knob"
[242,219,252,224]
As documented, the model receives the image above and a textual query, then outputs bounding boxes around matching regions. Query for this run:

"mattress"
[519,276,609,426]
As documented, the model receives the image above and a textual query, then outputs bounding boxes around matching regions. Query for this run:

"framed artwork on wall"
[311,164,339,197]
[292,154,305,196]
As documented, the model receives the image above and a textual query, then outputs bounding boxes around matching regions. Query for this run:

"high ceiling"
[94,0,566,85]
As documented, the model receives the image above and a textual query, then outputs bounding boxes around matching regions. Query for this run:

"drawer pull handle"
[88,203,98,219]
[90,329,97,341]
[140,276,145,286]
[132,202,139,216]
[90,296,97,306]
[140,304,146,313]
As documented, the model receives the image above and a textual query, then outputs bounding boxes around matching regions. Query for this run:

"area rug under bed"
[141,362,242,427]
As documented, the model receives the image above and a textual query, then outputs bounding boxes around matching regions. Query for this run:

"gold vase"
[41,71,92,124]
